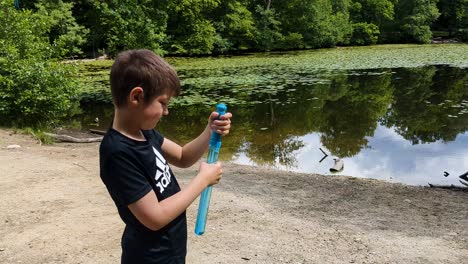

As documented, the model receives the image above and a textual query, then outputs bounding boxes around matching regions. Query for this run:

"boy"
[99,49,232,263]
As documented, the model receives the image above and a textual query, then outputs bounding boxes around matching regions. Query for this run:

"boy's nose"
[163,109,169,115]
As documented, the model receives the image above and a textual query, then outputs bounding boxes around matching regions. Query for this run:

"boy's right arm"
[128,162,222,231]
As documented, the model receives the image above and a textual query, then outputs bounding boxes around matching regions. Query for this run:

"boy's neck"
[112,109,146,141]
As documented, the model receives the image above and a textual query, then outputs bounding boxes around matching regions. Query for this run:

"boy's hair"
[110,49,181,108]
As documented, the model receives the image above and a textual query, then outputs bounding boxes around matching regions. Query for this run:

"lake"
[76,45,468,187]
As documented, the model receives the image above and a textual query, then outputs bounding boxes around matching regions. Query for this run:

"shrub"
[278,33,305,50]
[456,29,468,41]
[401,24,433,44]
[0,1,79,128]
[350,23,380,45]
[0,59,80,127]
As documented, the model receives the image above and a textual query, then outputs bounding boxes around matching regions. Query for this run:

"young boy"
[99,49,232,263]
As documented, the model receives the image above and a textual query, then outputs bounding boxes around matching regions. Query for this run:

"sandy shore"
[0,129,467,264]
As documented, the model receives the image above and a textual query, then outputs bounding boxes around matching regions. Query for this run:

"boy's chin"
[141,122,158,130]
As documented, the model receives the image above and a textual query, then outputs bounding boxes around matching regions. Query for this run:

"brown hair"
[110,49,180,108]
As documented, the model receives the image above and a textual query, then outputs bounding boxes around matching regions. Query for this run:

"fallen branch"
[44,133,102,143]
[89,129,106,136]
[428,183,468,191]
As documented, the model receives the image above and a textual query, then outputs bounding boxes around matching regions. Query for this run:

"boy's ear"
[128,87,144,107]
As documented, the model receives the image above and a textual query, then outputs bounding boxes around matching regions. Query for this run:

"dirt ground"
[0,128,467,264]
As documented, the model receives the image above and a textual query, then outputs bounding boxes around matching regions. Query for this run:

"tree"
[274,0,352,49]
[350,22,380,45]
[395,0,440,43]
[34,0,89,58]
[254,4,283,51]
[212,0,257,53]
[166,0,220,55]
[350,0,395,26]
[436,0,468,39]
[91,0,168,56]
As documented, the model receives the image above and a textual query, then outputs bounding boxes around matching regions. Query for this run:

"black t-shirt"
[99,128,187,264]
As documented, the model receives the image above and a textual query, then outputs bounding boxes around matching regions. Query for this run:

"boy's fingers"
[220,112,232,120]
[213,119,231,126]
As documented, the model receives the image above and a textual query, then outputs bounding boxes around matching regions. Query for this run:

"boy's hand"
[208,112,232,136]
[198,162,222,186]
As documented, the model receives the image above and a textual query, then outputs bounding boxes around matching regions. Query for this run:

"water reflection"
[79,65,468,186]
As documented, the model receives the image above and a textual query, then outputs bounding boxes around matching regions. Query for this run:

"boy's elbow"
[172,157,194,168]
[179,160,194,168]
[147,223,163,231]
[145,218,167,231]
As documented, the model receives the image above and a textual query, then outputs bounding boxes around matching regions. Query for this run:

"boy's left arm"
[162,112,232,168]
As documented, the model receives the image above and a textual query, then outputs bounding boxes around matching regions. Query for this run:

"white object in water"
[330,158,344,173]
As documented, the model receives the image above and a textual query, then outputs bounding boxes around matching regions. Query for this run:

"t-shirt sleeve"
[102,151,152,206]
[152,130,165,146]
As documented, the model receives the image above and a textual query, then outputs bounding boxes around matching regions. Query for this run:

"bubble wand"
[195,103,227,236]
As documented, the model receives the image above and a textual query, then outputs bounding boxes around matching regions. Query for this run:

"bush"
[0,59,80,128]
[401,24,433,43]
[34,0,89,59]
[172,19,217,55]
[456,29,468,41]
[278,33,305,50]
[0,1,80,128]
[350,23,380,45]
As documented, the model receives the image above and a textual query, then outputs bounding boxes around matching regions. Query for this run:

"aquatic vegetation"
[76,44,468,107]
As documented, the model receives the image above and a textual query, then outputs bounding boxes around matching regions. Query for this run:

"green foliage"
[167,0,220,55]
[274,0,352,48]
[21,127,55,145]
[171,19,217,55]
[396,0,440,43]
[254,5,283,51]
[457,29,468,41]
[92,0,168,56]
[34,0,89,58]
[350,0,395,26]
[278,33,305,50]
[0,59,80,128]
[213,1,257,52]
[350,22,380,45]
[436,0,468,35]
[4,0,468,57]
[0,4,50,60]
[0,1,79,128]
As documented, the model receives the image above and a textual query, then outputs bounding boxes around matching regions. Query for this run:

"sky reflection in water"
[233,126,468,186]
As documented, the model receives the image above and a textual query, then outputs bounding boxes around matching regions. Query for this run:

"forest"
[4,0,468,57]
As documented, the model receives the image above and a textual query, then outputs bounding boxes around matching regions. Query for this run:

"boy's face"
[139,94,171,130]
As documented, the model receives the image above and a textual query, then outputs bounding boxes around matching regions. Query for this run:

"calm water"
[79,65,468,186]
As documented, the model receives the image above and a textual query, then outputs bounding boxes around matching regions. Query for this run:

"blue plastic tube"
[195,103,227,236]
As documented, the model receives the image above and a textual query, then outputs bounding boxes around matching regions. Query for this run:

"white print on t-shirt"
[152,146,172,194]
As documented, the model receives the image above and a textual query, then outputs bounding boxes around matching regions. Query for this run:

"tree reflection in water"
[79,66,468,174]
